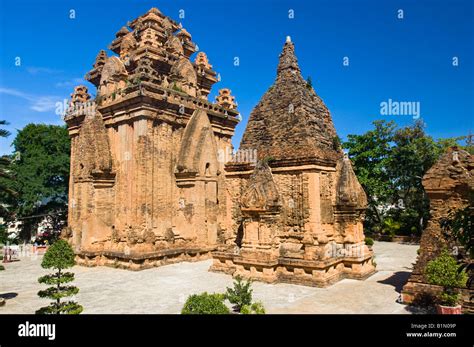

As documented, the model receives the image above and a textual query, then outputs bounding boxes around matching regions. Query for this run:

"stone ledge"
[402,281,472,313]
[75,247,216,270]
[210,251,376,288]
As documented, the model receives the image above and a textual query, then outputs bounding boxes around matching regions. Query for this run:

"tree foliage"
[425,249,468,306]
[8,124,70,241]
[441,192,474,298]
[343,120,396,231]
[181,292,229,314]
[386,121,440,235]
[441,193,474,258]
[344,120,472,236]
[241,301,266,314]
[425,250,468,288]
[225,275,253,312]
[181,277,266,314]
[36,240,82,314]
[0,120,17,219]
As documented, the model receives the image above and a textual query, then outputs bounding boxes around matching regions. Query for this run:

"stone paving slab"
[0,241,419,314]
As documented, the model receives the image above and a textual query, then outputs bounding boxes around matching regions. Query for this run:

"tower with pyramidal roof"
[211,37,376,286]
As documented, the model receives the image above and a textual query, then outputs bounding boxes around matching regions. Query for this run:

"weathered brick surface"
[212,39,375,286]
[64,8,239,269]
[402,147,474,308]
[64,10,375,286]
[239,39,339,163]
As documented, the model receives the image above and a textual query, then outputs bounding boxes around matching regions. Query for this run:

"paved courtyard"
[0,241,419,314]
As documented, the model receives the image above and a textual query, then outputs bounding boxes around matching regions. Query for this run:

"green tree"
[436,135,474,155]
[36,239,82,314]
[387,121,440,235]
[225,275,253,312]
[343,120,396,232]
[441,192,474,299]
[344,119,467,236]
[0,223,17,245]
[10,124,70,241]
[0,120,17,219]
[441,193,474,258]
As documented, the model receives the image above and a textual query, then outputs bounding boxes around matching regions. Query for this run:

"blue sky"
[0,0,473,155]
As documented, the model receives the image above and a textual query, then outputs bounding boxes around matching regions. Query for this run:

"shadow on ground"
[377,271,411,293]
[404,305,437,314]
[0,293,18,300]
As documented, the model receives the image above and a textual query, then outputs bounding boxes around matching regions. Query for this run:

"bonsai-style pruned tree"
[425,249,468,307]
[225,276,253,312]
[36,239,83,314]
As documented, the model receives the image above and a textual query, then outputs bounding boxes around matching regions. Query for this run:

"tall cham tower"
[64,8,239,269]
[212,37,376,286]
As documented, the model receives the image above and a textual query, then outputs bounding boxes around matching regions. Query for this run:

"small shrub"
[225,276,253,312]
[262,156,276,164]
[439,292,459,307]
[0,265,5,271]
[332,136,342,151]
[171,82,184,93]
[241,301,266,314]
[181,292,229,314]
[425,250,468,288]
[424,249,468,307]
[364,237,374,246]
[382,218,401,237]
[36,240,83,314]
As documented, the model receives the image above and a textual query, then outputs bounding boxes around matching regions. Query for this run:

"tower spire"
[277,36,300,75]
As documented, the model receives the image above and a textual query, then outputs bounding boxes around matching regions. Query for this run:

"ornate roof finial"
[215,88,237,110]
[68,85,92,116]
[277,37,300,74]
[147,7,162,16]
[195,52,212,69]
[116,26,130,38]
[93,50,108,69]
[177,28,192,41]
[70,85,91,105]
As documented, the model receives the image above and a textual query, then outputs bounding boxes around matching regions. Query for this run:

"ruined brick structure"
[210,37,375,286]
[64,8,375,287]
[402,147,473,308]
[64,8,239,269]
